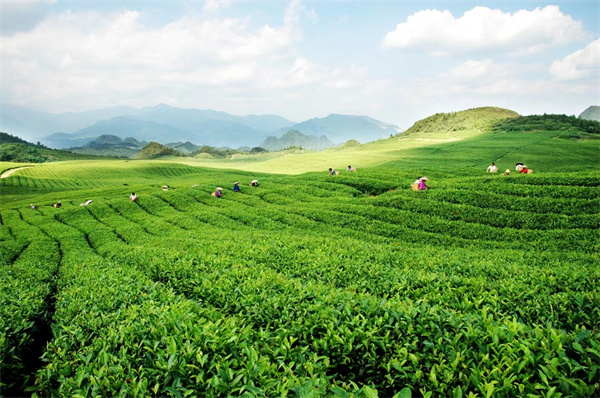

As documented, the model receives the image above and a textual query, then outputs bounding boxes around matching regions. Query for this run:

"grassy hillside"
[183,108,599,174]
[135,142,183,159]
[401,106,519,137]
[0,132,114,163]
[0,159,598,397]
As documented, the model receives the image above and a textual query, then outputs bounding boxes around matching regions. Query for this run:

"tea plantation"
[0,159,598,397]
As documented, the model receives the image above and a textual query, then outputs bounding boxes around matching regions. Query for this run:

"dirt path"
[1,166,32,179]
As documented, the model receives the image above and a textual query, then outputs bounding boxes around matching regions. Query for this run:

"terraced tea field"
[0,161,599,397]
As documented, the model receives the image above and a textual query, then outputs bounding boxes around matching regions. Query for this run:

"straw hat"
[251,179,258,183]
[234,182,239,185]
[420,177,429,181]
[216,187,223,191]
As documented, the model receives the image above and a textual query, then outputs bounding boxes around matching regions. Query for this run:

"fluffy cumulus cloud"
[382,5,587,56]
[550,39,600,81]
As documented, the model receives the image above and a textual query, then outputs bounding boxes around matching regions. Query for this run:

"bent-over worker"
[213,187,223,198]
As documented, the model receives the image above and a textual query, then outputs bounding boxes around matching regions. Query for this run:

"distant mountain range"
[1,103,400,150]
[279,114,399,143]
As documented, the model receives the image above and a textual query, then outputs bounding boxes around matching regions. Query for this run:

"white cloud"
[0,0,387,121]
[203,0,231,12]
[439,59,504,80]
[550,39,600,80]
[0,5,303,110]
[382,6,587,56]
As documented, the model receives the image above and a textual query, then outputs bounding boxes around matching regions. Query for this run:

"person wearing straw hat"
[212,187,223,198]
[250,179,259,187]
[418,177,430,191]
[233,182,240,192]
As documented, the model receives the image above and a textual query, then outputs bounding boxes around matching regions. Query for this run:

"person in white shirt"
[487,162,498,173]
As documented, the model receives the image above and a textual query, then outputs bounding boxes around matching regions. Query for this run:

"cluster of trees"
[492,114,600,136]
[0,132,102,163]
[0,143,50,163]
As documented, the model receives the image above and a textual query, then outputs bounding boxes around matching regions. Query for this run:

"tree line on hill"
[491,114,600,138]
[0,132,107,163]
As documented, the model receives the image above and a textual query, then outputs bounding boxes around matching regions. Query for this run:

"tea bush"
[0,162,598,397]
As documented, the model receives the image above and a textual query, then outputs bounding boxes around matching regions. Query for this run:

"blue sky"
[1,0,598,130]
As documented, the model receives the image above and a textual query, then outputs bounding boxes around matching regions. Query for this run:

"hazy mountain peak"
[261,129,334,151]
[579,105,600,122]
[281,114,400,144]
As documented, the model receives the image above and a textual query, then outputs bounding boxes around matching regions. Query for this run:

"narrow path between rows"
[1,166,32,179]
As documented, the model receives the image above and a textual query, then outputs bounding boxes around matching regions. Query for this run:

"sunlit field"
[1,129,599,397]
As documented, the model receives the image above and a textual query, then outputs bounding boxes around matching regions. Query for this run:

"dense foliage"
[0,132,115,163]
[0,132,33,145]
[0,161,598,397]
[0,142,108,163]
[492,115,600,137]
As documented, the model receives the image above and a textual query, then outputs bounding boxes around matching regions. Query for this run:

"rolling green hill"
[0,132,113,163]
[135,142,183,159]
[401,106,519,137]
